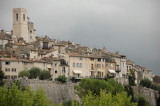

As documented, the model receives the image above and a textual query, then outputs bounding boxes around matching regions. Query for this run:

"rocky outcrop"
[133,86,159,106]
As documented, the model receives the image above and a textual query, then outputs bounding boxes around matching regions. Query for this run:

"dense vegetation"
[55,75,67,83]
[0,83,53,106]
[18,67,51,80]
[140,78,160,92]
[18,70,30,78]
[74,78,124,98]
[39,70,50,80]
[28,67,41,79]
[0,69,5,86]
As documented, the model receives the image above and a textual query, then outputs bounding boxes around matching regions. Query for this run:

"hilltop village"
[0,8,153,85]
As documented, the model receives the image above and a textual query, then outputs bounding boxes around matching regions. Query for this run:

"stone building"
[68,52,90,79]
[13,8,36,43]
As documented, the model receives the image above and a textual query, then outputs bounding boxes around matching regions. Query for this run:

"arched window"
[16,13,18,21]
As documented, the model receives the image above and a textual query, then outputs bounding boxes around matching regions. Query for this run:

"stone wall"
[4,80,81,104]
[132,86,159,106]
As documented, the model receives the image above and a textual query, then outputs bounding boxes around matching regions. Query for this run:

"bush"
[134,93,149,106]
[124,85,134,102]
[140,78,152,88]
[28,67,41,79]
[0,69,4,86]
[74,78,124,98]
[140,78,160,92]
[18,70,30,79]
[0,83,53,106]
[39,70,50,80]
[129,75,136,86]
[55,75,67,83]
[71,77,76,83]
[81,90,137,106]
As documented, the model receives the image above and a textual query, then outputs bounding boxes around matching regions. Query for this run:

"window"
[13,51,15,54]
[55,70,57,73]
[97,64,101,68]
[5,62,10,65]
[123,63,124,67]
[5,75,10,79]
[23,14,25,21]
[62,67,65,74]
[77,63,79,68]
[11,75,17,79]
[12,68,16,72]
[79,57,82,60]
[73,63,75,68]
[98,58,101,62]
[30,30,32,33]
[5,68,10,72]
[16,13,18,21]
[91,58,94,61]
[55,63,57,67]
[91,64,94,70]
[24,62,27,65]
[80,63,82,68]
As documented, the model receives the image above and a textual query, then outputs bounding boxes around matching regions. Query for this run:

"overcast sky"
[0,0,160,74]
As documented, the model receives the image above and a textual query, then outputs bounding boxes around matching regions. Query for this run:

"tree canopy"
[18,70,30,78]
[74,78,124,98]
[0,69,4,86]
[28,67,41,79]
[39,70,50,80]
[0,83,53,106]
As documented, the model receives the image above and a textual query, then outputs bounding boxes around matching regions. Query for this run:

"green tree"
[0,83,53,106]
[134,93,149,106]
[0,69,5,86]
[55,75,67,83]
[81,90,137,106]
[129,69,136,86]
[39,70,50,80]
[124,85,134,102]
[18,70,30,79]
[140,78,152,88]
[74,78,124,98]
[28,67,41,79]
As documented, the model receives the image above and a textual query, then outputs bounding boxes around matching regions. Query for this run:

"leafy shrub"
[134,93,149,106]
[63,100,79,106]
[140,78,160,92]
[74,78,124,98]
[39,70,50,80]
[0,69,4,86]
[140,78,152,88]
[81,90,137,106]
[55,75,67,83]
[0,83,53,106]
[18,70,30,79]
[124,85,134,102]
[28,67,41,79]
[71,77,76,83]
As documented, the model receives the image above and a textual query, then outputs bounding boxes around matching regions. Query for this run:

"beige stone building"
[68,52,90,79]
[13,8,36,43]
[89,55,105,78]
